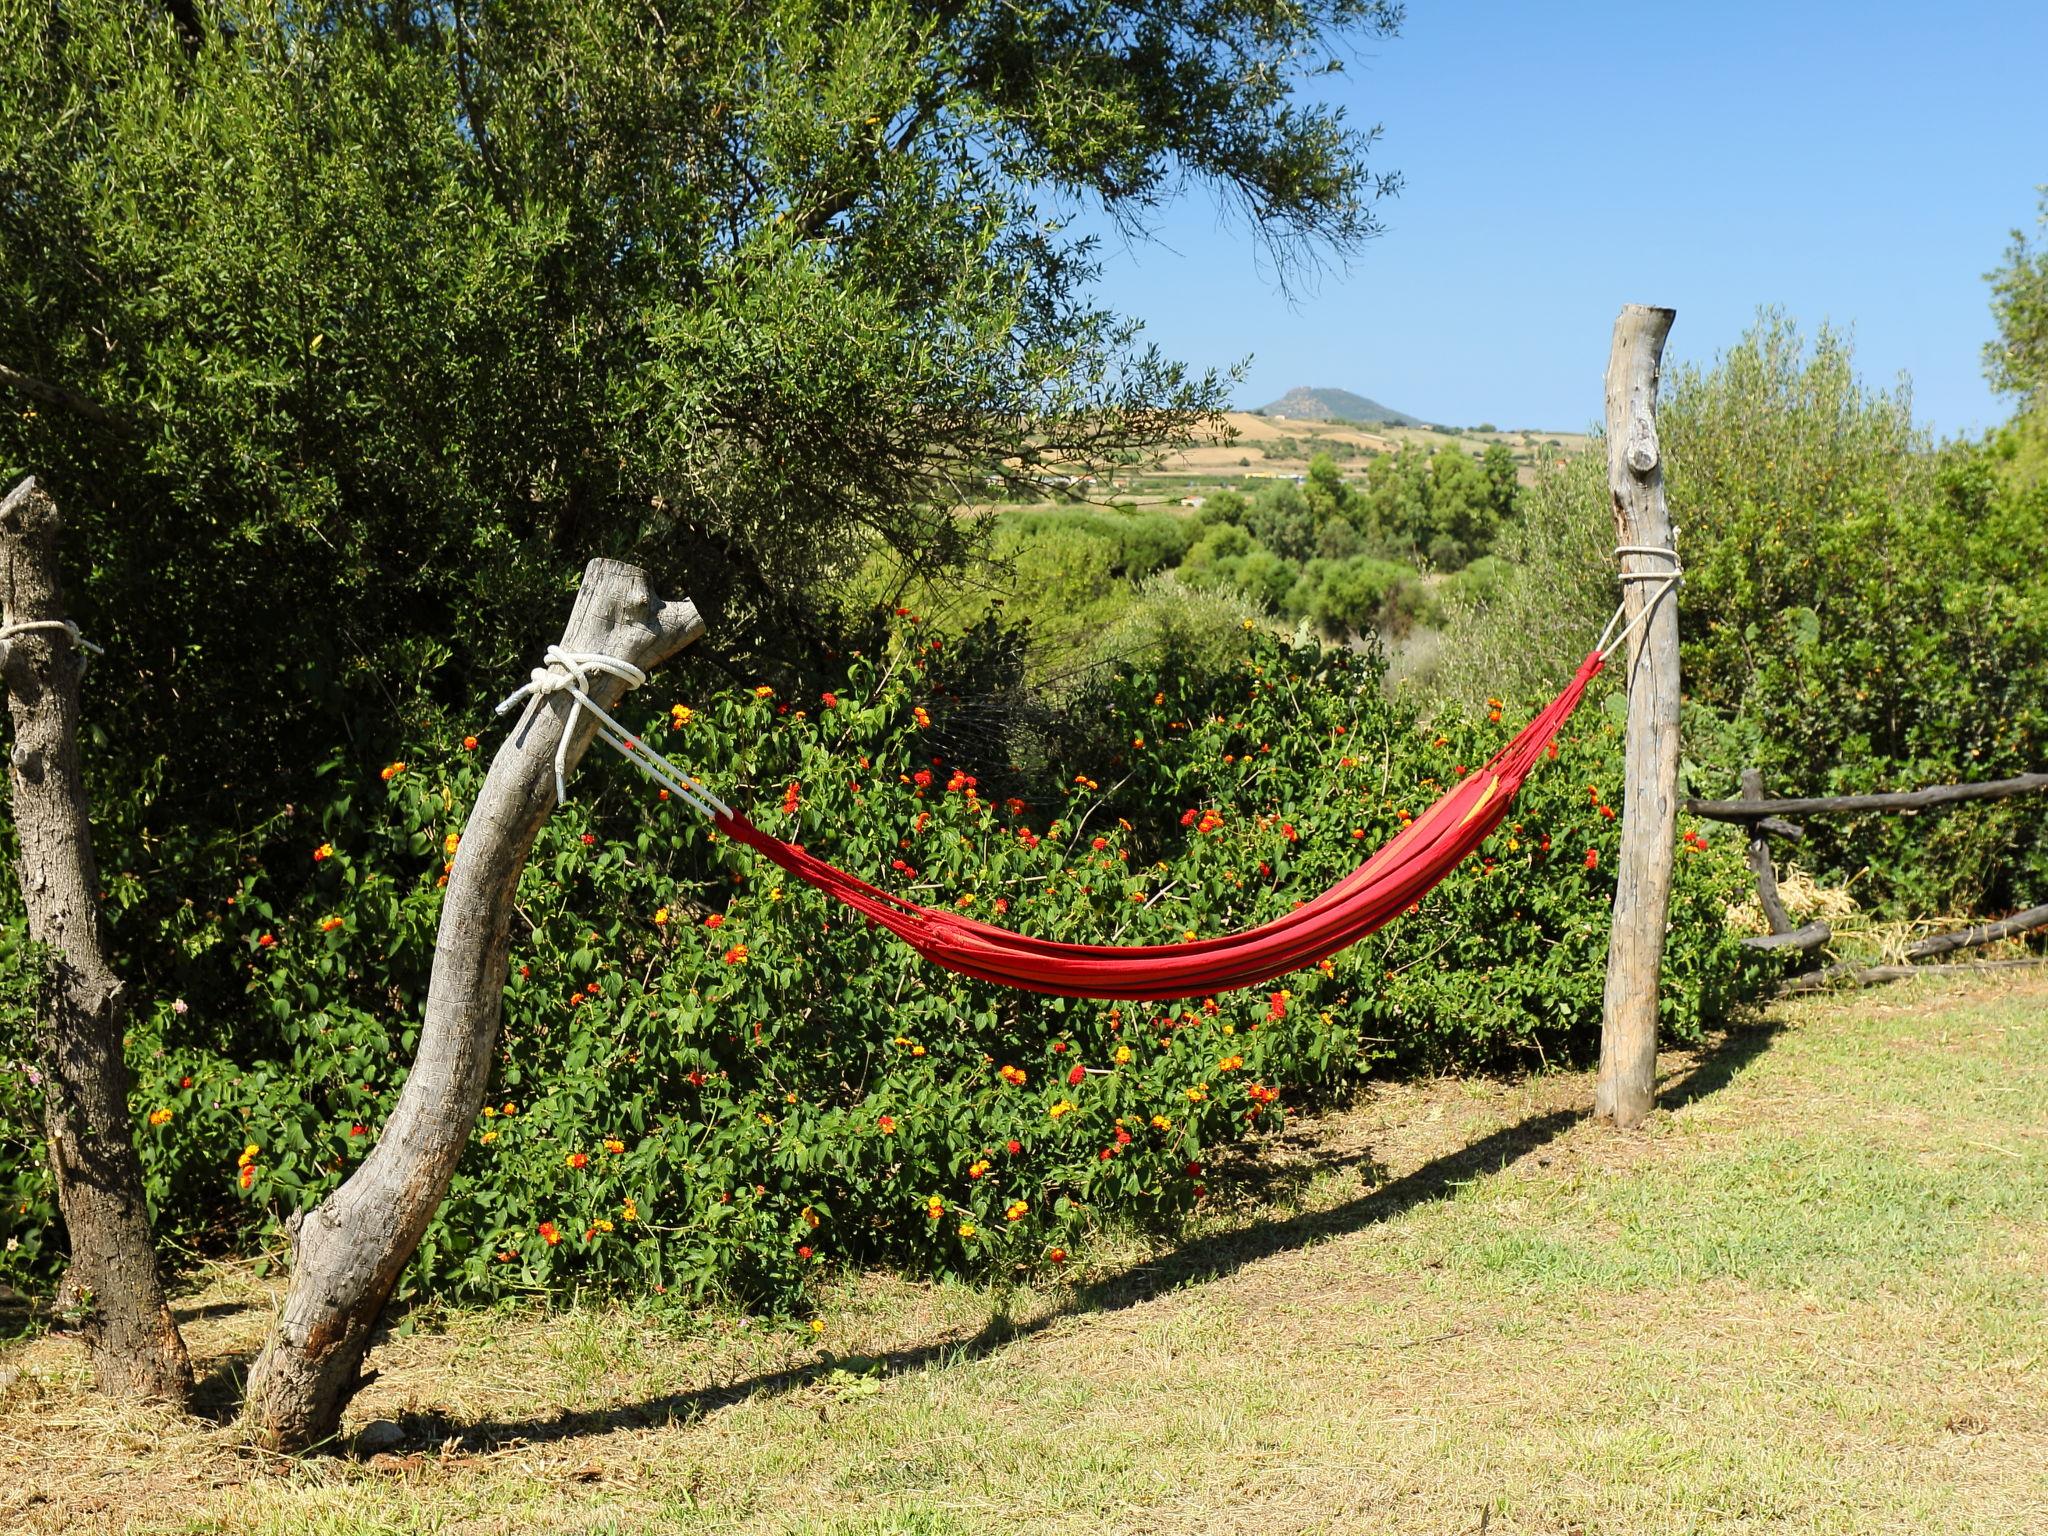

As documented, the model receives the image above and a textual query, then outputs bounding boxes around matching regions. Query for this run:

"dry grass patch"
[3,971,2044,1534]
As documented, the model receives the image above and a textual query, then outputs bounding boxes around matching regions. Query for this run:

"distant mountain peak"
[1254,387,1420,427]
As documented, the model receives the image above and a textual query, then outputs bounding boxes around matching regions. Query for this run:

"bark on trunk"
[1594,306,1681,1130]
[0,477,193,1402]
[242,558,703,1452]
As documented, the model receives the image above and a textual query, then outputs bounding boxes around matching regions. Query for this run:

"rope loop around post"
[0,617,104,656]
[493,644,730,818]
[1595,536,1683,661]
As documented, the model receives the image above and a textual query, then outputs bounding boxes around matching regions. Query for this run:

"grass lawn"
[4,971,2043,1534]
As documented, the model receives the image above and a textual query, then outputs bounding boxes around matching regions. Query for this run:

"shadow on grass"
[379,1020,1789,1454]
[1659,1018,1783,1113]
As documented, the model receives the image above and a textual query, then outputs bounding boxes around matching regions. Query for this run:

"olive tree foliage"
[0,0,1404,840]
[1429,313,1929,715]
[1985,187,2048,489]
[1986,188,2048,408]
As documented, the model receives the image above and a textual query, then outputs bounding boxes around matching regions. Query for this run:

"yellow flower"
[479,1130,498,1144]
[753,685,775,698]
[603,1138,625,1155]
[380,761,406,781]
[925,1196,945,1219]
[653,906,670,926]
[481,1104,496,1118]
[911,1045,926,1058]
[810,1318,826,1334]
[621,1198,639,1222]
[443,832,460,855]
[1150,1115,1171,1131]
[1217,1055,1244,1072]
[148,1107,173,1126]
[1114,1045,1133,1065]
[593,1218,614,1233]
[1005,1201,1029,1221]
[1048,1100,1074,1119]
[957,1222,977,1239]
[670,703,695,725]
[1185,1084,1209,1103]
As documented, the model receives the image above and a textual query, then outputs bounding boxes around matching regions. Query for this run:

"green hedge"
[1,619,1759,1310]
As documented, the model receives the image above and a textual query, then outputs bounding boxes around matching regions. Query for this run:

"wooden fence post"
[1595,305,1680,1129]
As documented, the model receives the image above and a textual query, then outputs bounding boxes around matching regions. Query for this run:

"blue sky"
[1081,1,2048,436]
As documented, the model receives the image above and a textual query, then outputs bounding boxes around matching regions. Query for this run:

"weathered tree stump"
[242,559,703,1451]
[0,477,193,1402]
[1595,305,1680,1131]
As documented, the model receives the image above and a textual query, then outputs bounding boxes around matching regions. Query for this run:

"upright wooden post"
[244,559,704,1451]
[1,478,194,1401]
[1595,305,1680,1129]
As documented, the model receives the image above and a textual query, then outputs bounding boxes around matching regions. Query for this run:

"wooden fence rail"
[1687,771,2048,824]
[1704,766,2048,989]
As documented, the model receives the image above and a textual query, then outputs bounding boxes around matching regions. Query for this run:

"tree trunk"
[0,477,193,1402]
[242,558,703,1452]
[1595,305,1681,1130]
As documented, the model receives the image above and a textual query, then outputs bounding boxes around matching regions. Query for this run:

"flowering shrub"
[0,617,1759,1308]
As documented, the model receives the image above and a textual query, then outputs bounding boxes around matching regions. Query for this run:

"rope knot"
[491,645,726,817]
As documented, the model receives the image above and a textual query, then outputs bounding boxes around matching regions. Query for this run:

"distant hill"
[1253,386,1422,427]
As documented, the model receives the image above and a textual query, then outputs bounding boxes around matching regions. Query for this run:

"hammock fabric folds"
[714,651,1608,1001]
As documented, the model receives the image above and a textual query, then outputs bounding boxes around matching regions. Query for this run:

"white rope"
[493,644,731,818]
[0,618,103,656]
[1595,538,1682,661]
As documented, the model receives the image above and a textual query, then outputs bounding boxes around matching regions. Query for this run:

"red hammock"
[712,650,1607,1001]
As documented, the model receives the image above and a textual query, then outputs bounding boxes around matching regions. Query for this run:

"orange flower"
[462,735,479,751]
[319,916,344,932]
[1005,1200,1029,1221]
[652,907,670,927]
[538,1221,562,1246]
[723,944,749,965]
[924,1196,945,1220]
[753,685,775,699]
[603,1138,625,1155]
[565,1151,589,1169]
[621,1198,639,1222]
[256,932,277,949]
[877,1115,897,1134]
[998,1064,1027,1086]
[312,842,335,862]
[380,761,406,781]
[147,1107,173,1126]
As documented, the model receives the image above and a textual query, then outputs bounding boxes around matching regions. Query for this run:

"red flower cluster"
[783,781,801,815]
[1067,1064,1087,1086]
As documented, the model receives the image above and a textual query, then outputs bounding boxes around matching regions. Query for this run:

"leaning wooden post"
[1594,305,1680,1129]
[243,559,704,1451]
[0,477,195,1402]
